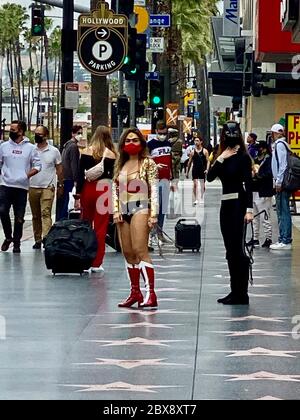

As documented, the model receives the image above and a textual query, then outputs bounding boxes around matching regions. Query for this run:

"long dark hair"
[218,120,247,156]
[114,127,148,180]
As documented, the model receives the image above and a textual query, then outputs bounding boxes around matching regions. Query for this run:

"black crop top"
[77,154,116,194]
[207,152,253,209]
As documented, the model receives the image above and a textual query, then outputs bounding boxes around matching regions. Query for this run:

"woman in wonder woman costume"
[113,128,159,308]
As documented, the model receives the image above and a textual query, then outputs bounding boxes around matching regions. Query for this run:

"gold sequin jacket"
[112,158,159,218]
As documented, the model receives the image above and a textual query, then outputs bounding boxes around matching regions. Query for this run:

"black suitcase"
[175,218,201,253]
[44,219,98,275]
[105,217,121,252]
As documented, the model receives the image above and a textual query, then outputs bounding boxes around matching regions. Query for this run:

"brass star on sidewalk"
[74,358,188,369]
[203,371,300,382]
[209,347,300,358]
[211,329,292,337]
[105,309,194,316]
[84,337,188,347]
[62,382,181,393]
[99,321,183,329]
[214,316,286,323]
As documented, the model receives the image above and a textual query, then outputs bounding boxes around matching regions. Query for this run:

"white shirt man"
[29,126,63,249]
[0,120,41,253]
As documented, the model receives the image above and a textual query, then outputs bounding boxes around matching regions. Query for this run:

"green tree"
[0,3,29,121]
[153,0,218,141]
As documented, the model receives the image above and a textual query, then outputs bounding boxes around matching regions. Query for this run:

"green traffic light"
[124,56,129,65]
[130,68,137,75]
[152,96,161,105]
[33,25,43,35]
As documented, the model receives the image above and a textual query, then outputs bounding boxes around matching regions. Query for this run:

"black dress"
[207,151,253,299]
[192,148,206,180]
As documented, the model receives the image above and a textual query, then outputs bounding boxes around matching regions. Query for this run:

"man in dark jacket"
[247,132,258,159]
[249,140,273,248]
[57,125,82,220]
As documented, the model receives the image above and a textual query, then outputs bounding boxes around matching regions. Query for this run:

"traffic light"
[150,77,165,109]
[136,101,145,118]
[124,34,147,81]
[243,52,252,97]
[31,5,45,37]
[252,60,263,97]
[117,95,130,115]
[121,27,136,76]
[232,97,242,112]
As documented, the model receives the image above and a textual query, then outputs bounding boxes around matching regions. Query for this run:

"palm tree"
[48,26,62,141]
[154,0,218,140]
[0,3,29,121]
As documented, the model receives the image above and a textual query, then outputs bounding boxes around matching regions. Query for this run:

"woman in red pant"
[113,128,159,308]
[75,126,116,276]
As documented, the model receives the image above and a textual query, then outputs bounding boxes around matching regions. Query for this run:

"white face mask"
[75,134,83,141]
[157,134,167,141]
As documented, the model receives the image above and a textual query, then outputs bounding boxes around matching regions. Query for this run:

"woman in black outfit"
[207,122,253,305]
[187,136,209,205]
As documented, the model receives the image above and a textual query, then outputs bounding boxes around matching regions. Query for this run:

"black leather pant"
[0,186,27,244]
[220,198,250,297]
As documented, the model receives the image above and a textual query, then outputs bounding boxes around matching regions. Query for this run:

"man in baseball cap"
[269,123,292,250]
[270,124,284,134]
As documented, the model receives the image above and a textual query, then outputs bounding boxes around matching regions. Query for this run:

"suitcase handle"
[177,218,199,225]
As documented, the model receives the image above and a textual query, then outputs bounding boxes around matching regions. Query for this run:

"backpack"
[275,141,300,191]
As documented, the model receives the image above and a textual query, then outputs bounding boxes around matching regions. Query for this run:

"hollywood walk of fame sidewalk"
[0,181,299,400]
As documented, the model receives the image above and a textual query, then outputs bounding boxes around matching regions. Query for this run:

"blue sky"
[0,1,223,26]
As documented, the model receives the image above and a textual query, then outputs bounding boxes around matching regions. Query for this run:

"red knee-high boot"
[139,261,158,308]
[118,262,144,308]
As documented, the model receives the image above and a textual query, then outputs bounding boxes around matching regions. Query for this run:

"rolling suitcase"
[175,218,201,253]
[44,219,98,275]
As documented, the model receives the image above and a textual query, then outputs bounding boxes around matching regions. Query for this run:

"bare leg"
[117,221,143,307]
[193,179,199,203]
[200,179,205,200]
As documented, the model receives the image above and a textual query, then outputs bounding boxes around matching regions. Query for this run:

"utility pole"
[91,0,109,133]
[60,0,74,148]
[116,0,124,138]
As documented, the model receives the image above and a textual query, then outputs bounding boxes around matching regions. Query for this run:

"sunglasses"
[125,138,140,144]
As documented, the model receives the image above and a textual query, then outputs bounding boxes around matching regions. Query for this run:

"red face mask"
[123,143,143,156]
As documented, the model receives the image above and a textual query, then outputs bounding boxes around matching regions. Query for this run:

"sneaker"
[246,239,260,247]
[193,200,199,206]
[91,265,105,276]
[13,244,21,254]
[270,242,292,250]
[262,238,272,248]
[1,238,12,252]
[32,242,42,250]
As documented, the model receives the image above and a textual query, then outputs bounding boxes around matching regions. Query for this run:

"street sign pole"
[60,0,74,149]
[127,80,136,127]
[116,0,123,139]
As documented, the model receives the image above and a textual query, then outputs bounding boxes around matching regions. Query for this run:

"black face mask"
[224,137,239,149]
[35,134,44,144]
[10,131,19,141]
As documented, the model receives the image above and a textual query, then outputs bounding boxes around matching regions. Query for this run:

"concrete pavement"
[0,181,299,400]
